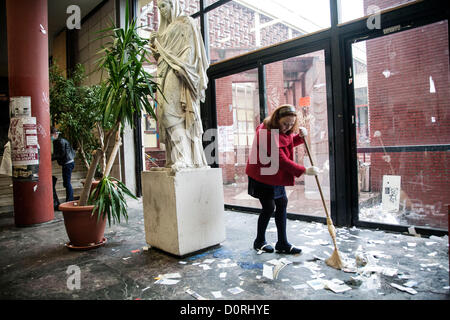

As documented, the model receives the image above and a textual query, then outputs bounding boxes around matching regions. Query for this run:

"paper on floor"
[155,278,179,285]
[185,288,207,300]
[307,279,325,290]
[227,287,244,295]
[390,283,418,295]
[324,280,352,293]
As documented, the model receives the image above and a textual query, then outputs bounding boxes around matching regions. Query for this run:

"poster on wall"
[10,116,39,181]
[217,125,234,152]
[382,175,401,212]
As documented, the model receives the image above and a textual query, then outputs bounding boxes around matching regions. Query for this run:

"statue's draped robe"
[153,9,209,169]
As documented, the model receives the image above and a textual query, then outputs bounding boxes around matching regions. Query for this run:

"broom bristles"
[325,249,344,270]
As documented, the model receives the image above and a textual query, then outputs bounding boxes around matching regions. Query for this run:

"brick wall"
[365,16,449,226]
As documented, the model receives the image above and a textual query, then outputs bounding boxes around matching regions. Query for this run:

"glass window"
[136,0,164,170]
[208,0,330,63]
[352,20,450,230]
[338,0,419,24]
[265,50,331,218]
[215,69,260,208]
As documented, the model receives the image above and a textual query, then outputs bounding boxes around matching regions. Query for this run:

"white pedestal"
[141,167,226,256]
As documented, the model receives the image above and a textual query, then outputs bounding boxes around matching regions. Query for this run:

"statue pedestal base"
[141,167,226,256]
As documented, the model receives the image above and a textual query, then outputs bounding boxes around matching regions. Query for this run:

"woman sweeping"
[246,104,320,254]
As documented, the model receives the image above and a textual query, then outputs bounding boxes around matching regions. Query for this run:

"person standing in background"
[51,127,75,203]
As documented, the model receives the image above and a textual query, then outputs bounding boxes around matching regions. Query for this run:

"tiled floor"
[0,196,448,304]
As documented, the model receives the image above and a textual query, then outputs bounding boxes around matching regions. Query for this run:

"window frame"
[131,0,449,235]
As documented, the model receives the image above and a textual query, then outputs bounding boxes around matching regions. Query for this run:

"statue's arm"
[149,31,160,60]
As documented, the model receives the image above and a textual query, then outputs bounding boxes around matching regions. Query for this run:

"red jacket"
[246,123,306,186]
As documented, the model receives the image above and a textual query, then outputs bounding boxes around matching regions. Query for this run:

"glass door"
[350,20,450,230]
[215,48,332,220]
[215,68,261,210]
[264,50,331,219]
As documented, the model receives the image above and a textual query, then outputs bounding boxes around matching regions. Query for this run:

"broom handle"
[302,138,330,221]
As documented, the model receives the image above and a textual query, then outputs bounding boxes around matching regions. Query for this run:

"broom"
[303,138,344,270]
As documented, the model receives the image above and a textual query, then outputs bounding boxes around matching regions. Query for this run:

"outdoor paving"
[0,196,448,302]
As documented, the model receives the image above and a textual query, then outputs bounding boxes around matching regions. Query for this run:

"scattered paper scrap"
[292,284,308,290]
[160,273,181,279]
[155,278,179,285]
[211,291,222,298]
[403,280,418,288]
[198,264,212,270]
[408,226,417,235]
[307,279,325,290]
[131,249,140,253]
[324,280,352,293]
[263,264,274,280]
[381,267,398,277]
[361,274,381,290]
[219,272,227,279]
[218,262,237,268]
[185,288,207,300]
[266,259,280,266]
[390,283,417,295]
[227,287,244,295]
[420,263,439,268]
[154,272,181,284]
[368,240,385,245]
[262,258,291,280]
[203,259,215,264]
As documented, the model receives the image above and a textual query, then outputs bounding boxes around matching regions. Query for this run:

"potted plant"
[59,4,159,249]
[49,63,103,172]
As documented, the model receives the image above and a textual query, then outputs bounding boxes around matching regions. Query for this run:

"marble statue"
[149,0,210,172]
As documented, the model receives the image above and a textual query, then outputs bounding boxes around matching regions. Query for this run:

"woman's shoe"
[253,240,274,253]
[275,243,302,254]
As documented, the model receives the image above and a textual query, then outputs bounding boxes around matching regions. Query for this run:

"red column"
[7,0,54,226]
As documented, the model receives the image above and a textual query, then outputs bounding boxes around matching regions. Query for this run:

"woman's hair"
[263,104,299,135]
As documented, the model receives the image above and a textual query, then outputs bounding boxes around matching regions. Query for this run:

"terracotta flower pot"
[59,200,107,249]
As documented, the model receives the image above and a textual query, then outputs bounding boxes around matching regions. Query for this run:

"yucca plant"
[76,3,159,227]
[89,176,135,226]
